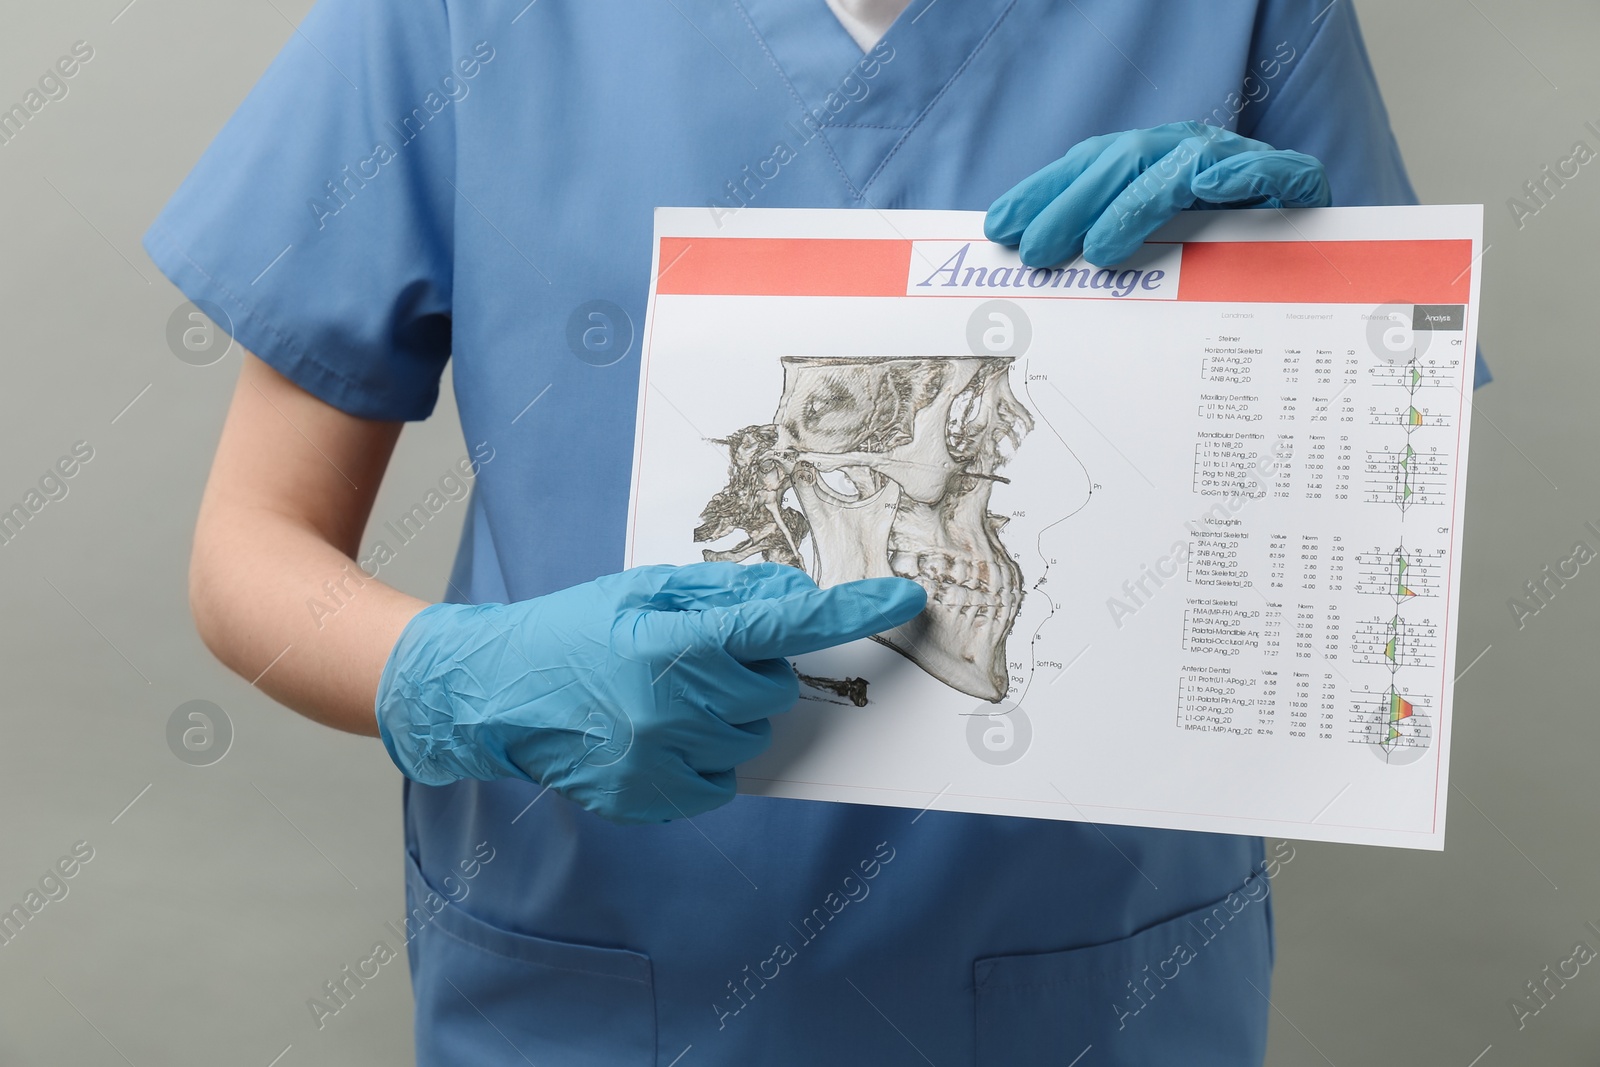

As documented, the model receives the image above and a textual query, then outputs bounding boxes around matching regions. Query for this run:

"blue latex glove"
[985,120,1332,267]
[375,562,926,824]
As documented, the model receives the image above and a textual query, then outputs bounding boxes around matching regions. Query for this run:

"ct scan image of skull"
[696,356,1034,702]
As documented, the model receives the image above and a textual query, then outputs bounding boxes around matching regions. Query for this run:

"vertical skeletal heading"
[696,356,1033,701]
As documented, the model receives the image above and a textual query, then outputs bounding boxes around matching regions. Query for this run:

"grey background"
[0,1,1594,1064]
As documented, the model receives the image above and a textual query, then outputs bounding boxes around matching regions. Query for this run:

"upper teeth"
[890,550,1007,592]
[886,552,1018,620]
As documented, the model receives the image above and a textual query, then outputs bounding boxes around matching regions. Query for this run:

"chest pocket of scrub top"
[974,885,1273,1067]
[404,851,655,1066]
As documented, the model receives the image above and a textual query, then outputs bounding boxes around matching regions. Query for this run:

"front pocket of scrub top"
[405,851,655,1067]
[974,887,1273,1067]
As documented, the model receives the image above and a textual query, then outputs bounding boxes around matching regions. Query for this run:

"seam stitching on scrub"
[146,224,304,365]
[977,976,1130,991]
[858,0,1019,197]
[144,223,379,402]
[732,0,864,200]
[418,896,653,984]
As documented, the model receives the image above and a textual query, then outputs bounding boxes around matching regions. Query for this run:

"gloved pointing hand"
[985,120,1332,268]
[375,562,925,824]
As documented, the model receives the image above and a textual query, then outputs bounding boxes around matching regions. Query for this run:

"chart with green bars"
[1365,441,1449,511]
[1354,544,1446,601]
[1365,352,1455,512]
[1350,538,1443,763]
[1351,612,1440,669]
[1371,402,1450,429]
[1348,684,1435,765]
[1369,355,1456,391]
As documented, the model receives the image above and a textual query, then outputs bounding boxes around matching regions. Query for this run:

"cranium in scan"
[695,356,1033,702]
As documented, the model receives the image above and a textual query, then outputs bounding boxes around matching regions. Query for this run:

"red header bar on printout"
[656,238,911,297]
[1175,240,1473,304]
[654,236,1474,304]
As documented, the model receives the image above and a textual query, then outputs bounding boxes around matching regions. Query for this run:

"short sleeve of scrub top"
[142,0,458,421]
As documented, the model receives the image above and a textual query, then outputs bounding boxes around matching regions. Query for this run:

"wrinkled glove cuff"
[375,602,531,786]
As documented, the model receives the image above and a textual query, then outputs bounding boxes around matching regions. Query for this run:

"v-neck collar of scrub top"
[736,0,1017,199]
[825,0,914,51]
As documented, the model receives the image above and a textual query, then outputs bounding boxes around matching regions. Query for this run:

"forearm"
[190,499,427,735]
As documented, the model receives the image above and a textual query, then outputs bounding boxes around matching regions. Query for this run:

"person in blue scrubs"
[148,2,1488,1063]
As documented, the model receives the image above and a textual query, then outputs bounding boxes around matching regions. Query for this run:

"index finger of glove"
[699,576,927,662]
[1190,150,1331,208]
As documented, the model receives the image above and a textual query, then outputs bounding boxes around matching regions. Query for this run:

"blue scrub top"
[146,2,1481,1063]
